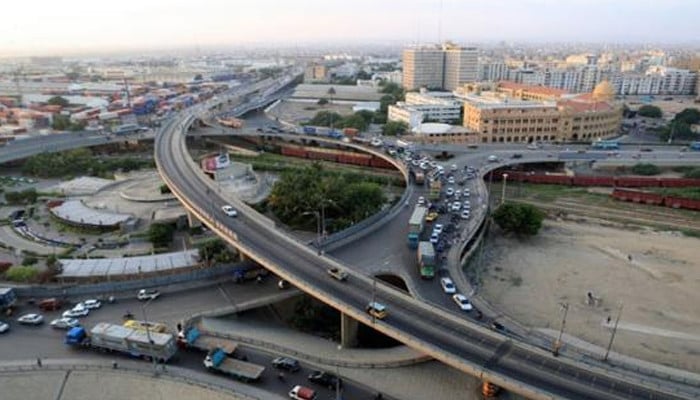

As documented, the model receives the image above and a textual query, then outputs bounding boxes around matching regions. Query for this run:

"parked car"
[452,294,473,311]
[17,313,44,325]
[440,277,456,294]
[50,317,80,330]
[62,307,89,318]
[272,356,300,372]
[137,289,160,301]
[308,370,342,390]
[221,205,238,217]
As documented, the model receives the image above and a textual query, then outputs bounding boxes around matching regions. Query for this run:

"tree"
[307,111,343,127]
[382,120,408,136]
[327,87,336,105]
[47,96,69,107]
[492,203,545,236]
[196,238,235,265]
[379,94,396,114]
[637,105,663,118]
[147,223,175,247]
[339,114,368,131]
[674,108,700,125]
[630,163,661,176]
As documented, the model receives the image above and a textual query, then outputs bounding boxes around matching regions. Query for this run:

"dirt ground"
[480,218,700,372]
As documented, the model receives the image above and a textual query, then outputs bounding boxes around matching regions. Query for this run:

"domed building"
[592,80,615,102]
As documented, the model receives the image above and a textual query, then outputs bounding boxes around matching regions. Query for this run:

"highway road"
[155,102,697,399]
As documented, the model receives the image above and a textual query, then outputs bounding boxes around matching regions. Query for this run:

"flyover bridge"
[154,103,692,399]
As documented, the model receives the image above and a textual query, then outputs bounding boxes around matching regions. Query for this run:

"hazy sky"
[1,0,699,56]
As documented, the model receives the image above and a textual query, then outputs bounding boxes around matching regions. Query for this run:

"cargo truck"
[204,347,265,383]
[407,206,427,249]
[177,326,237,354]
[417,241,436,279]
[0,288,17,314]
[65,322,178,363]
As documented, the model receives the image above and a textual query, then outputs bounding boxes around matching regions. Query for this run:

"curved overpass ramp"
[155,110,691,400]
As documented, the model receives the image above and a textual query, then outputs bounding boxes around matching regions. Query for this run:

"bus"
[591,140,620,150]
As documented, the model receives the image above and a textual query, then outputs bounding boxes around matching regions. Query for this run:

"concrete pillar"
[340,312,359,348]
[186,210,201,228]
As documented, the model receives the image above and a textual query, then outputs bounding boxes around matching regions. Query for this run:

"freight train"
[493,171,700,188]
[278,144,396,170]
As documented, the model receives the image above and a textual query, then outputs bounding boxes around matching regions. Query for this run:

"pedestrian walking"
[36,357,42,367]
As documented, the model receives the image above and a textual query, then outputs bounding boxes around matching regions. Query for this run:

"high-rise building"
[442,43,478,91]
[402,46,444,90]
[402,43,478,91]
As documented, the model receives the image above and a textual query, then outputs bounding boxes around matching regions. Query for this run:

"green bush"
[493,203,545,236]
[630,163,661,176]
[637,105,662,118]
[5,265,38,282]
[21,255,38,266]
[683,168,700,179]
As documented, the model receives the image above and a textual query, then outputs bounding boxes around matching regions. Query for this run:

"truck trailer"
[0,288,17,314]
[417,241,436,279]
[407,206,427,249]
[177,326,237,354]
[65,322,178,362]
[204,347,265,382]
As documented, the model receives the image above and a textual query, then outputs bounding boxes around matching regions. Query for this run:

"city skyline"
[1,0,700,57]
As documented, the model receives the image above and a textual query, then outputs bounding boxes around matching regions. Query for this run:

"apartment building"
[402,47,444,90]
[442,43,478,91]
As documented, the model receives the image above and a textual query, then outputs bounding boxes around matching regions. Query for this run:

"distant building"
[442,43,478,91]
[410,122,476,144]
[388,89,462,129]
[402,46,445,90]
[457,81,622,144]
[402,43,478,91]
[304,63,330,83]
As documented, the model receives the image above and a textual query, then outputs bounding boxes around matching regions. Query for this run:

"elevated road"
[155,105,694,399]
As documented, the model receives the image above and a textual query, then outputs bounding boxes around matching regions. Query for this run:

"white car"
[447,176,455,184]
[450,164,458,172]
[464,189,471,197]
[17,313,44,325]
[420,162,429,170]
[411,160,420,166]
[461,210,470,219]
[440,277,456,294]
[137,289,160,301]
[445,188,454,197]
[0,320,9,333]
[221,205,238,217]
[370,138,383,147]
[63,307,89,318]
[433,224,444,235]
[452,202,462,212]
[453,294,473,311]
[430,232,439,244]
[487,155,499,162]
[51,317,80,329]
[417,196,425,205]
[82,299,102,309]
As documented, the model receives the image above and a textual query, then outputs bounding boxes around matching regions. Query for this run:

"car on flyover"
[272,356,300,372]
[366,301,388,320]
[327,267,348,281]
[137,289,160,301]
[221,205,238,217]
[308,370,342,390]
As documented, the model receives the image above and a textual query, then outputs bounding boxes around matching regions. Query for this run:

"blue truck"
[0,288,17,314]
[177,326,237,354]
[66,322,178,363]
[303,126,317,135]
[326,130,343,139]
[690,141,700,151]
[204,347,265,382]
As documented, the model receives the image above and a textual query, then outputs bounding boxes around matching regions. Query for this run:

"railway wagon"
[663,196,700,211]
[571,176,616,187]
[611,189,664,205]
[615,177,661,188]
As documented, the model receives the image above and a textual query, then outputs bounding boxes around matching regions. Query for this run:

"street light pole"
[552,302,569,357]
[501,173,509,205]
[371,277,377,324]
[604,303,624,361]
[141,297,158,375]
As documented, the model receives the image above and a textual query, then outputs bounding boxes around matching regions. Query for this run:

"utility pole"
[604,303,624,361]
[552,302,569,357]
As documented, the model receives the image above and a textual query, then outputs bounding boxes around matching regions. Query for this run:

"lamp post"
[552,302,569,357]
[501,173,509,205]
[141,297,158,375]
[604,303,624,362]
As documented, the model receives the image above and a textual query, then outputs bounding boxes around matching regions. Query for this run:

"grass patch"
[651,187,700,200]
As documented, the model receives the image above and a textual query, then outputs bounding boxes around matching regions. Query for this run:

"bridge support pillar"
[186,211,201,228]
[340,312,359,348]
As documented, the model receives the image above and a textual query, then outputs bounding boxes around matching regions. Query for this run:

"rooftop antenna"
[438,0,444,44]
